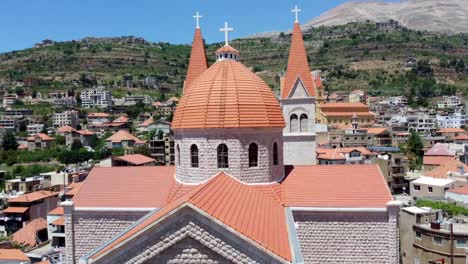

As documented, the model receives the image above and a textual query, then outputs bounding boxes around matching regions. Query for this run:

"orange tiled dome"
[172,60,285,129]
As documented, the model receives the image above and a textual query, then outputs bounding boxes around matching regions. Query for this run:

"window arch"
[300,114,308,132]
[290,114,299,133]
[190,144,199,168]
[217,144,229,168]
[176,144,180,165]
[273,142,279,165]
[248,143,258,167]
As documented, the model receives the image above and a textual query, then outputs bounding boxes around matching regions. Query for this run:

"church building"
[64,8,400,264]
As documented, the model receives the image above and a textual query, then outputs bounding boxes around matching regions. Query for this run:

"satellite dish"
[378,155,383,159]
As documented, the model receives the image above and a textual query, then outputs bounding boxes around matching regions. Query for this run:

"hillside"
[0,22,467,99]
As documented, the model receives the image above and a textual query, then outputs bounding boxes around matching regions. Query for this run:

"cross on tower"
[193,11,202,29]
[220,22,234,46]
[292,5,302,23]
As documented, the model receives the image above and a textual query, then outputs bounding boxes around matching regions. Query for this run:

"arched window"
[290,114,299,133]
[217,144,229,168]
[190,145,199,168]
[300,114,308,132]
[176,144,180,165]
[248,143,258,167]
[273,142,278,165]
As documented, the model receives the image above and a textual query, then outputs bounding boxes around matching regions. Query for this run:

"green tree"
[2,131,18,151]
[71,139,83,151]
[406,129,424,170]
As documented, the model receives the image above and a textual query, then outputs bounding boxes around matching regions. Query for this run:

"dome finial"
[220,22,234,46]
[292,5,301,23]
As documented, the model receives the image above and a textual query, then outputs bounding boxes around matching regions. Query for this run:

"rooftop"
[8,190,58,203]
[106,130,146,144]
[12,218,47,247]
[114,154,155,166]
[411,176,457,187]
[0,249,30,261]
[425,159,468,178]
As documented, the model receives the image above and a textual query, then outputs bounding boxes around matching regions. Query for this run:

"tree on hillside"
[405,129,424,170]
[71,139,83,151]
[2,131,18,151]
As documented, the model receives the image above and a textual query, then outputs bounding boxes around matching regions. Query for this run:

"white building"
[437,112,466,129]
[2,95,17,108]
[53,110,79,128]
[438,96,462,109]
[26,124,44,136]
[80,87,111,109]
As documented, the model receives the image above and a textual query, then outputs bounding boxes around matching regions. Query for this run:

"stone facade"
[69,209,148,263]
[90,207,285,264]
[281,81,317,165]
[174,128,284,184]
[293,210,399,264]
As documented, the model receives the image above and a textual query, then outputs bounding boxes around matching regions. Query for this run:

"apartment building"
[52,110,79,128]
[80,87,111,109]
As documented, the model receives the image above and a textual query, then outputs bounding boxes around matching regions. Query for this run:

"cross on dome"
[292,5,302,23]
[220,22,234,46]
[193,11,202,29]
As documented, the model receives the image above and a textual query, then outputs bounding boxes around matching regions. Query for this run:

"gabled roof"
[454,135,468,140]
[114,154,155,166]
[0,249,30,261]
[57,125,75,133]
[8,190,58,203]
[172,60,285,129]
[425,143,454,156]
[425,159,468,179]
[185,28,208,93]
[215,44,240,54]
[113,115,129,123]
[88,173,291,262]
[47,206,64,216]
[282,22,315,99]
[367,127,389,135]
[447,185,468,195]
[423,156,455,166]
[138,117,154,127]
[12,218,47,247]
[105,130,146,144]
[317,147,373,160]
[27,133,54,141]
[17,144,28,150]
[87,113,110,118]
[2,207,29,214]
[75,129,95,136]
[437,128,466,133]
[281,164,393,208]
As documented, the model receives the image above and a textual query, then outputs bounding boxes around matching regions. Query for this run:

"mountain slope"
[305,0,468,33]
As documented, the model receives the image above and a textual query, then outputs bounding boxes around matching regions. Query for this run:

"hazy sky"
[0,0,398,52]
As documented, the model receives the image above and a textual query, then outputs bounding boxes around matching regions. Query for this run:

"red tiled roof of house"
[115,154,155,166]
[8,190,58,203]
[47,206,64,216]
[282,164,393,208]
[320,102,369,110]
[437,128,466,133]
[72,167,182,208]
[27,133,54,141]
[113,115,129,123]
[87,113,110,118]
[367,127,388,135]
[0,249,30,261]
[425,143,454,156]
[172,60,285,129]
[66,182,83,196]
[12,218,47,247]
[17,144,28,150]
[281,22,315,99]
[317,147,373,160]
[51,216,65,226]
[454,135,468,140]
[425,159,468,178]
[2,207,29,214]
[323,111,375,117]
[90,172,291,262]
[57,125,75,133]
[105,130,146,144]
[75,129,94,136]
[138,117,154,127]
[447,185,468,195]
[185,28,208,92]
[423,156,455,166]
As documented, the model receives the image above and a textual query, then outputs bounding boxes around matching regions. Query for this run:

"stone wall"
[293,211,399,264]
[92,207,285,264]
[71,210,148,263]
[174,128,284,184]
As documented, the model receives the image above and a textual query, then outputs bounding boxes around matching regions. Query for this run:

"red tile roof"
[367,127,389,135]
[172,60,285,129]
[47,206,64,216]
[323,111,375,117]
[51,216,65,226]
[282,22,315,99]
[320,102,369,110]
[75,129,95,136]
[454,135,468,140]
[12,218,47,247]
[8,191,58,203]
[114,154,155,166]
[90,173,291,262]
[317,147,373,160]
[138,117,154,127]
[65,182,83,197]
[2,207,29,214]
[447,185,468,195]
[437,128,466,133]
[423,156,455,166]
[425,159,468,178]
[27,133,54,141]
[0,249,30,261]
[17,144,28,150]
[57,125,75,133]
[185,28,208,92]
[281,164,393,208]
[87,113,110,118]
[113,115,129,123]
[425,143,454,156]
[105,130,146,144]
[215,44,240,54]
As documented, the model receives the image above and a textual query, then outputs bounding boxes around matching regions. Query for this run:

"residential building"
[11,217,48,248]
[86,113,110,125]
[423,143,457,170]
[27,133,54,151]
[1,191,58,235]
[137,117,171,134]
[123,74,133,88]
[5,176,42,193]
[2,95,17,108]
[410,176,464,199]
[348,89,367,103]
[47,207,65,248]
[372,147,409,193]
[149,134,175,165]
[437,112,466,129]
[112,154,156,166]
[41,172,73,187]
[437,95,462,109]
[152,101,175,118]
[316,102,375,127]
[52,110,79,128]
[53,96,77,109]
[316,147,374,165]
[436,128,467,141]
[26,124,44,136]
[80,87,111,109]
[105,130,146,149]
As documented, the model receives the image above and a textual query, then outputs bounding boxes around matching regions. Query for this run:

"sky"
[0,0,397,53]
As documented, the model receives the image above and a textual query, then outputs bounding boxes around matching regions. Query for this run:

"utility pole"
[450,223,454,264]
